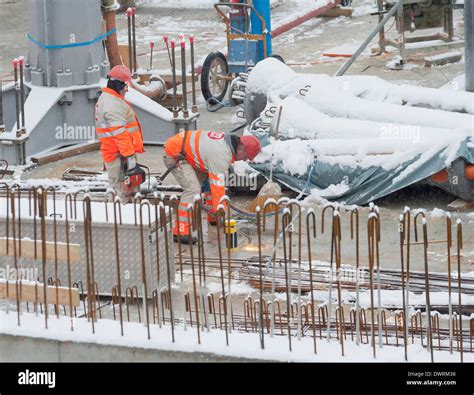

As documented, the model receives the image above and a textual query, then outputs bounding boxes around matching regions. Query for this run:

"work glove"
[126,155,137,172]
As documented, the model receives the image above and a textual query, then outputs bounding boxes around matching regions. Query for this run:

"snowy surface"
[248,58,474,179]
[126,82,173,122]
[0,311,469,362]
[2,83,65,137]
[0,197,168,225]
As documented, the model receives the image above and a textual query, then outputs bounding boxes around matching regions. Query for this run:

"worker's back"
[165,130,233,177]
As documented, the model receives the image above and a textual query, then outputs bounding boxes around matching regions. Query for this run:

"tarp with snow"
[244,58,474,205]
[251,136,474,205]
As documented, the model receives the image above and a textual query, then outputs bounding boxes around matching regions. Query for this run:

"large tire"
[201,51,229,105]
[269,54,285,64]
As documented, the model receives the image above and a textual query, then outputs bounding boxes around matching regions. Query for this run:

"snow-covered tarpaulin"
[245,59,474,205]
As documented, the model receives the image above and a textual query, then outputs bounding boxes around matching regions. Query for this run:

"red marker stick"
[163,36,172,67]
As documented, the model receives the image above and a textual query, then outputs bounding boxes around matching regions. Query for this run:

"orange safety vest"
[95,87,145,163]
[165,129,234,213]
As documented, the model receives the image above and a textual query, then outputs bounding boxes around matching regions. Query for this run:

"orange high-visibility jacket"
[165,130,235,211]
[95,88,144,163]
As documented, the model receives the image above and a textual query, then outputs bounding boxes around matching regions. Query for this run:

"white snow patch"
[0,311,469,362]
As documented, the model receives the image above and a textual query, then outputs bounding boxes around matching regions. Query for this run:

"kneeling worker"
[95,65,145,202]
[164,130,261,244]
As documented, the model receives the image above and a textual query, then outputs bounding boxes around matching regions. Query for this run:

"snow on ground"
[248,58,474,181]
[0,197,169,225]
[352,0,377,17]
[442,74,466,92]
[354,290,474,309]
[1,311,469,362]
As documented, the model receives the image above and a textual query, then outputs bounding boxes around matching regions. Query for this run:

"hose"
[205,96,233,112]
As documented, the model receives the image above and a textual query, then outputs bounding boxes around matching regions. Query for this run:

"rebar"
[180,39,189,118]
[189,35,197,113]
[456,220,464,362]
[306,209,317,354]
[170,40,178,118]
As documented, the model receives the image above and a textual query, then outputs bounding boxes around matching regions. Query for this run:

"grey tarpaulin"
[250,138,474,205]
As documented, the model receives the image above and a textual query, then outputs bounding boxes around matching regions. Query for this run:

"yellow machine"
[224,219,238,251]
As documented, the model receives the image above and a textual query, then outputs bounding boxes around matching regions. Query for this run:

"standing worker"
[95,65,145,202]
[163,130,261,244]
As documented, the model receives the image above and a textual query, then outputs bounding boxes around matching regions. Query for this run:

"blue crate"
[228,39,260,74]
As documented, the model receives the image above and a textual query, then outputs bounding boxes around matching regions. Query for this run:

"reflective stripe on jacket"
[95,87,144,163]
[165,130,234,211]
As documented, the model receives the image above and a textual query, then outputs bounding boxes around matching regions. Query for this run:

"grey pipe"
[13,61,21,134]
[181,40,189,118]
[19,58,26,133]
[335,0,403,77]
[466,0,474,92]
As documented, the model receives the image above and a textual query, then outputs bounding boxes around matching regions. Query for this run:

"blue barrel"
[250,0,272,59]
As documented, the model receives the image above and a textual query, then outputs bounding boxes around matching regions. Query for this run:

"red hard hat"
[107,65,132,83]
[240,135,261,161]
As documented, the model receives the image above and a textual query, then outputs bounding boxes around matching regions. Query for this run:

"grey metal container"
[0,215,175,297]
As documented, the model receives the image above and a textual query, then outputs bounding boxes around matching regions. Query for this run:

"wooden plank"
[31,141,100,166]
[424,51,462,67]
[0,238,81,264]
[0,281,80,306]
[160,73,198,85]
[320,7,353,18]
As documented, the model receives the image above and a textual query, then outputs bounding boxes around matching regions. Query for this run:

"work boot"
[207,212,221,227]
[173,234,198,245]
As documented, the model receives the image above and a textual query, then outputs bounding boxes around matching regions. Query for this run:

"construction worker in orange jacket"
[164,130,261,244]
[95,65,145,202]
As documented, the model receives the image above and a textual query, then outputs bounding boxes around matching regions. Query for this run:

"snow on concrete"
[272,0,333,31]
[0,311,469,362]
[442,74,466,92]
[126,84,173,122]
[0,196,169,225]
[354,290,474,309]
[248,58,474,180]
[2,83,65,137]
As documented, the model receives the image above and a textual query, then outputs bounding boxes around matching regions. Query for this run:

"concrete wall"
[0,334,263,362]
